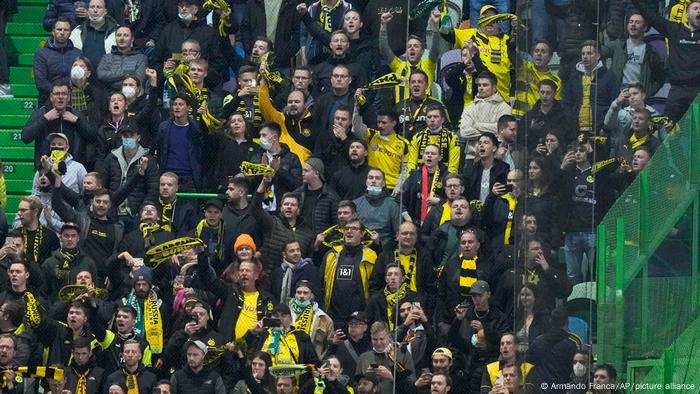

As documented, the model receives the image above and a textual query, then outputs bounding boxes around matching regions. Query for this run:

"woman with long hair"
[221,234,269,288]
[232,351,275,394]
[514,283,550,353]
[523,156,562,247]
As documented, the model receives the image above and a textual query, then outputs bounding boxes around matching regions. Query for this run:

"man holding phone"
[245,303,319,366]
[327,311,371,377]
[463,133,510,204]
[482,169,524,249]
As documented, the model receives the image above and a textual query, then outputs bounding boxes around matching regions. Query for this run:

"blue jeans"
[565,231,596,284]
[529,0,551,44]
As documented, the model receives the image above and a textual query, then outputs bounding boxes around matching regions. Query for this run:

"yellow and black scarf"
[22,224,43,265]
[293,304,314,334]
[57,249,79,278]
[459,254,478,296]
[394,249,418,292]
[195,219,224,260]
[124,369,140,394]
[385,283,408,330]
[124,290,163,353]
[139,222,162,249]
[159,198,176,233]
[73,367,91,394]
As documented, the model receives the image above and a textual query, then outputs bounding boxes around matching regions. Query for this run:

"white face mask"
[122,85,136,98]
[573,362,587,377]
[366,186,382,196]
[259,136,272,151]
[89,14,105,24]
[178,12,193,22]
[71,66,86,81]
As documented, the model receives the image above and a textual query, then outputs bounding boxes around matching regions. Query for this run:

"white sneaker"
[0,84,13,98]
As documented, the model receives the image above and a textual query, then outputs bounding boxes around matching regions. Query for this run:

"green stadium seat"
[0,98,37,115]
[3,162,36,180]
[0,115,31,128]
[9,66,34,84]
[11,84,39,98]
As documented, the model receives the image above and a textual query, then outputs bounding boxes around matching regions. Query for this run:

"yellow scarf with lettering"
[125,290,163,353]
[125,370,139,394]
[294,305,314,334]
[385,283,408,330]
[159,198,175,233]
[195,219,224,260]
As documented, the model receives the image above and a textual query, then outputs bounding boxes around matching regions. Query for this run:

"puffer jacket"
[42,0,81,31]
[33,39,82,102]
[102,146,160,217]
[293,184,339,234]
[250,190,315,269]
[97,47,148,89]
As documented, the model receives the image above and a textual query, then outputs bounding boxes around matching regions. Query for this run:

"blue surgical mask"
[122,137,138,150]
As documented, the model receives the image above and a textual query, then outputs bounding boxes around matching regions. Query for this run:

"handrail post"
[614,217,625,373]
[639,171,650,255]
[690,103,700,184]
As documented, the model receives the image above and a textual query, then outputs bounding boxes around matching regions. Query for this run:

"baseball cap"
[305,157,325,182]
[186,339,208,355]
[48,132,69,144]
[469,280,491,295]
[60,222,81,233]
[203,199,224,211]
[480,4,497,16]
[347,311,368,324]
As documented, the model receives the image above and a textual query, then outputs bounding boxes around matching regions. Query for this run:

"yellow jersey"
[389,56,437,103]
[513,61,562,116]
[235,291,259,339]
[453,28,512,102]
[364,129,409,189]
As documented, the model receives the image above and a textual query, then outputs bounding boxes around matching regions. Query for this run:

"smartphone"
[171,52,183,62]
[262,317,281,327]
[412,302,421,309]
[504,184,514,193]
[370,363,380,369]
[495,376,504,385]
[333,321,346,332]
[421,368,432,376]
[189,314,198,324]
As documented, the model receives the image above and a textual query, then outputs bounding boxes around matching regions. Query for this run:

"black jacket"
[21,105,94,167]
[171,365,226,394]
[194,255,275,342]
[155,198,197,237]
[329,162,373,201]
[250,145,303,207]
[107,0,165,47]
[526,329,580,387]
[494,264,572,317]
[401,164,448,222]
[522,100,577,152]
[66,361,105,394]
[238,0,301,68]
[222,202,263,256]
[293,184,339,234]
[250,190,315,269]
[105,366,157,394]
[462,159,510,202]
[102,147,160,217]
[153,16,225,75]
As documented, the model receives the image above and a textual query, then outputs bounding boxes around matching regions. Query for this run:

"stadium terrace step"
[0,115,31,128]
[2,161,36,180]
[7,35,46,53]
[0,98,37,114]
[10,66,34,84]
[12,6,48,24]
[0,129,32,147]
[10,53,35,66]
[11,83,39,98]
[6,195,23,213]
[0,147,35,160]
[4,179,33,193]
[6,22,44,36]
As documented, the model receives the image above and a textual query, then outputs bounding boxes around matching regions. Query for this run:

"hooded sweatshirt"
[459,93,512,159]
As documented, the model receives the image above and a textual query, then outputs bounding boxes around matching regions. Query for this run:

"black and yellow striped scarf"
[385,283,408,330]
[236,94,263,128]
[459,254,478,296]
[139,222,162,249]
